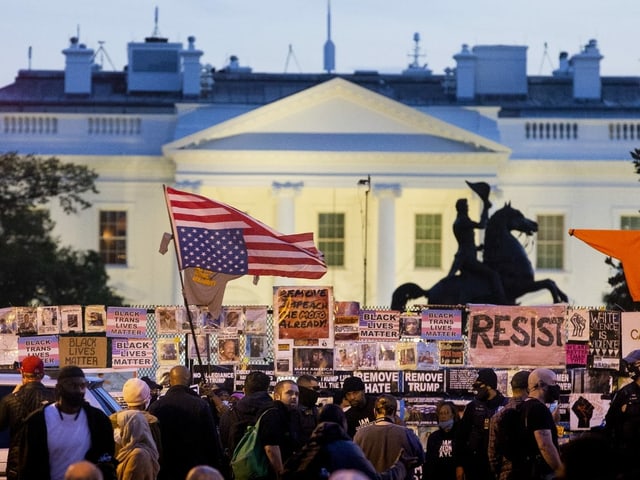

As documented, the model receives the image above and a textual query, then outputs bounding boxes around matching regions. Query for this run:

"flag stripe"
[165,186,327,279]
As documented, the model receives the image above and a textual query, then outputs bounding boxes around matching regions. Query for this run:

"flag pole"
[162,185,206,377]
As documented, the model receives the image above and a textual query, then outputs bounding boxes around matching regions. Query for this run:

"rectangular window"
[536,215,564,269]
[318,213,345,267]
[621,215,640,230]
[415,214,442,268]
[99,210,127,265]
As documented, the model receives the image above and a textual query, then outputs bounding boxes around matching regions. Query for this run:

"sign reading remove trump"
[468,305,567,367]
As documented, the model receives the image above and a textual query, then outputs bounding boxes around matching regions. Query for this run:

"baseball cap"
[21,356,44,375]
[528,368,556,391]
[623,349,640,364]
[343,376,365,393]
[510,370,530,389]
[122,378,151,407]
[474,368,498,390]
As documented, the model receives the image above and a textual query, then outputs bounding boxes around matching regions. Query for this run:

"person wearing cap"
[605,349,640,480]
[149,365,222,480]
[353,394,424,479]
[110,377,162,460]
[0,355,55,480]
[342,376,376,437]
[455,367,507,480]
[488,370,530,480]
[518,368,562,480]
[19,365,115,480]
[446,183,508,305]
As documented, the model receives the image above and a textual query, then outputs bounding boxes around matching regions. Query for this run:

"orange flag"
[569,229,640,300]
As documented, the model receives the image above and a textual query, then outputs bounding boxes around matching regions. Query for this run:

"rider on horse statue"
[447,181,508,305]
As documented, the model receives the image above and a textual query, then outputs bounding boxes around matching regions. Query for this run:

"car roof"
[0,373,121,415]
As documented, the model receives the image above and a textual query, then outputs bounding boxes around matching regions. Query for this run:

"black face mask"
[56,385,84,408]
[298,386,319,408]
[544,384,561,403]
[475,386,490,401]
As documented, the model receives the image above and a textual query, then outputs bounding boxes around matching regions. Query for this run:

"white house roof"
[163,78,510,187]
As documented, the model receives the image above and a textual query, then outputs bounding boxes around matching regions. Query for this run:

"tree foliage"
[603,148,640,311]
[0,152,123,306]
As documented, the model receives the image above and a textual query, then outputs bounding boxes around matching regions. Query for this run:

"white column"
[272,181,303,285]
[374,183,401,307]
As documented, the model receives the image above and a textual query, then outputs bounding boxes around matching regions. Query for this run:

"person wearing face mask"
[488,370,530,480]
[519,368,563,480]
[455,368,507,480]
[297,374,321,442]
[19,365,115,480]
[110,378,162,461]
[423,401,459,480]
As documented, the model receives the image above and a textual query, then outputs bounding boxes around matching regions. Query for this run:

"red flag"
[164,186,327,279]
[569,228,640,300]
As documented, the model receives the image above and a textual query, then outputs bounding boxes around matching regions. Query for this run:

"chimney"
[63,37,94,95]
[454,44,476,100]
[181,36,203,97]
[572,39,602,100]
[552,51,572,77]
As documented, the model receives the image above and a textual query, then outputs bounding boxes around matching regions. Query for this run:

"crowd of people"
[1,354,639,480]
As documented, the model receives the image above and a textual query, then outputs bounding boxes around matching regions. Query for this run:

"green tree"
[603,148,640,311]
[0,152,124,306]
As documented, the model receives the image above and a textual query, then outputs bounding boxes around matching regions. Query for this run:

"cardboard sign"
[59,336,107,368]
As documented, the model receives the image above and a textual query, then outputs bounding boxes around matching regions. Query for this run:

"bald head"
[186,465,224,480]
[329,470,370,480]
[169,365,191,387]
[64,461,103,480]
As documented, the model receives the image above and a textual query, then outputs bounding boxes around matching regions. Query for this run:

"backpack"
[495,402,528,462]
[231,409,273,480]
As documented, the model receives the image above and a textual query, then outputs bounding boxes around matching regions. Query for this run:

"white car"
[0,373,122,479]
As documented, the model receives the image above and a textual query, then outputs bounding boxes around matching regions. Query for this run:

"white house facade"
[1,32,638,309]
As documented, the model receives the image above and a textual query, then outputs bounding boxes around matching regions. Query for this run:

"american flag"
[164,186,327,279]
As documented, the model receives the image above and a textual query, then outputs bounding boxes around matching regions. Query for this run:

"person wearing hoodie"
[219,370,273,462]
[297,374,320,442]
[423,401,460,480]
[455,368,507,480]
[110,377,162,461]
[113,410,160,480]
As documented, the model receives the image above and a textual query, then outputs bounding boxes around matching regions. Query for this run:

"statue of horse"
[391,202,569,310]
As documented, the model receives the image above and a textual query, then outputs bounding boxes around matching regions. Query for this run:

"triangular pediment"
[164,78,509,155]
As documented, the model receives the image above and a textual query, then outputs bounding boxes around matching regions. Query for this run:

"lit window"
[536,215,564,269]
[621,215,640,230]
[415,214,442,268]
[100,211,127,265]
[318,213,345,267]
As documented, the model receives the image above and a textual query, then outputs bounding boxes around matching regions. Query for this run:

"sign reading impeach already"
[275,286,332,342]
[59,336,107,368]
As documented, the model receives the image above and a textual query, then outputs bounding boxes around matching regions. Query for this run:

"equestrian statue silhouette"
[391,182,568,311]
